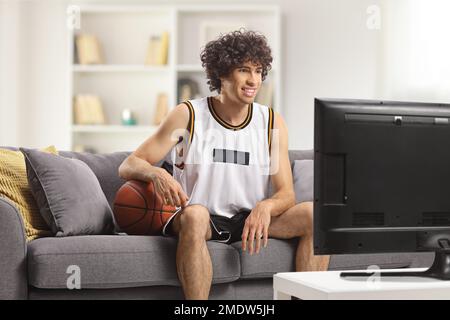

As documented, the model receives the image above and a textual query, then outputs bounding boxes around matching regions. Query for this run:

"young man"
[118,30,329,300]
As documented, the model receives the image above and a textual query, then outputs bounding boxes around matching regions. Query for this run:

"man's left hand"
[241,202,272,255]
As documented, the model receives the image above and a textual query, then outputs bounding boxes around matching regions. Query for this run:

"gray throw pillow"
[20,148,114,237]
[293,160,314,203]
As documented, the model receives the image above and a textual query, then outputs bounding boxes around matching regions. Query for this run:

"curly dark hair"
[200,29,273,93]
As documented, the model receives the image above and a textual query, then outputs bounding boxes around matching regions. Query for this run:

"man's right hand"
[149,167,189,208]
[118,103,191,208]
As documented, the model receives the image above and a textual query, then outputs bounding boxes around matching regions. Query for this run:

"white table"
[273,268,450,300]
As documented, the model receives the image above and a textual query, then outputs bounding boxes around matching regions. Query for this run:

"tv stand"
[341,250,450,280]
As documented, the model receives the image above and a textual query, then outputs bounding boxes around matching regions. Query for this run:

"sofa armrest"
[0,197,28,299]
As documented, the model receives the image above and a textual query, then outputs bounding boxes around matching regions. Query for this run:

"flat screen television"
[314,98,450,279]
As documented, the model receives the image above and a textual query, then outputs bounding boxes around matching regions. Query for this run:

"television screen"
[314,98,450,279]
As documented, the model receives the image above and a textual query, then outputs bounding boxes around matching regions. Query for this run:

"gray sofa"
[0,148,434,300]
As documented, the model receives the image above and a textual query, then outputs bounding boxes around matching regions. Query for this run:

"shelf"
[176,64,203,72]
[72,65,171,73]
[77,5,173,14]
[72,125,159,133]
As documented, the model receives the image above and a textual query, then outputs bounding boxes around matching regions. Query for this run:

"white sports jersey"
[170,96,274,218]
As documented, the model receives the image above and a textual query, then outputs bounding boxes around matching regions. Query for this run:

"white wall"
[0,0,20,147]
[281,0,382,149]
[20,0,71,150]
[1,0,71,150]
[0,0,383,150]
[380,0,450,104]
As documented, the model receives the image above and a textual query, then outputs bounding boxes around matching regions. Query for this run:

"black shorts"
[163,209,251,245]
[209,210,251,244]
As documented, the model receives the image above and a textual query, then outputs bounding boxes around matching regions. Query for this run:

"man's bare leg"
[268,201,330,272]
[170,204,213,299]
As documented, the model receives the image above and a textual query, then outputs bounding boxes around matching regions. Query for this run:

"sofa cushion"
[58,151,172,208]
[231,238,297,279]
[288,150,313,169]
[232,238,416,278]
[58,151,130,208]
[21,148,114,237]
[293,159,314,203]
[27,235,240,289]
[0,146,57,241]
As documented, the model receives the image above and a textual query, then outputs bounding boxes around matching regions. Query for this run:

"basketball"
[113,180,178,235]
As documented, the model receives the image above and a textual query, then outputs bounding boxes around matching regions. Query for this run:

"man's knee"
[284,201,313,238]
[180,205,209,229]
[297,201,313,236]
[173,205,211,239]
[269,201,314,239]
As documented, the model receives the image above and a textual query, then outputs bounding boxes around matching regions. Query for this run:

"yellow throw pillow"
[0,146,58,241]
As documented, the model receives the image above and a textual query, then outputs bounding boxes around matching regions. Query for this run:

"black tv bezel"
[314,98,450,257]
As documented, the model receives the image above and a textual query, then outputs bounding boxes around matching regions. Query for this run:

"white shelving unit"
[72,125,158,133]
[68,4,281,153]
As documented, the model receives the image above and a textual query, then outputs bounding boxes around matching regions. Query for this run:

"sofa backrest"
[288,150,313,167]
[1,147,313,208]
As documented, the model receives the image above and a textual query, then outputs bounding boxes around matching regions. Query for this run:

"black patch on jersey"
[212,148,249,166]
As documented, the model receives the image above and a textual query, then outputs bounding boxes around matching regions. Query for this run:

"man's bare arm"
[260,111,296,216]
[118,103,190,207]
[241,111,296,253]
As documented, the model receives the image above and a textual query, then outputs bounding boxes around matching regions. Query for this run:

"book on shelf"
[75,34,104,65]
[73,94,106,125]
[153,93,169,125]
[157,32,169,65]
[177,78,200,102]
[256,80,274,107]
[145,31,169,66]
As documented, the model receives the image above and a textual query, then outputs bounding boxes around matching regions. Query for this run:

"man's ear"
[218,77,225,92]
